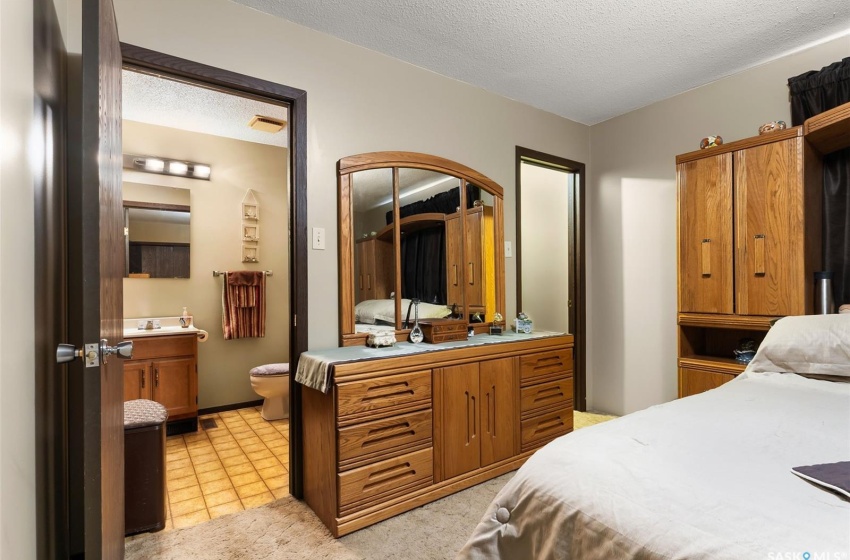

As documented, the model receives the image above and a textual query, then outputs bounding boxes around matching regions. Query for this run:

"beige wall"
[122,121,289,408]
[587,34,850,416]
[112,0,592,350]
[519,163,571,333]
[0,0,38,556]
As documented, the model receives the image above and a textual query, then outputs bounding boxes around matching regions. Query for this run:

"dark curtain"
[400,227,446,304]
[388,184,481,304]
[788,58,850,306]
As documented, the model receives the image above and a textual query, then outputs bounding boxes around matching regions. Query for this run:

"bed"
[459,315,850,560]
[354,298,452,333]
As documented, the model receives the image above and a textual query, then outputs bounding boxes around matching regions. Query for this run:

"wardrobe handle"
[465,391,470,444]
[359,274,363,290]
[753,234,766,276]
[367,274,372,290]
[140,369,146,389]
[453,265,459,286]
[700,239,711,277]
[155,368,160,388]
[468,262,474,285]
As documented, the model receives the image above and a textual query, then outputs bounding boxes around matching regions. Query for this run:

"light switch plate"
[505,241,513,258]
[312,227,326,250]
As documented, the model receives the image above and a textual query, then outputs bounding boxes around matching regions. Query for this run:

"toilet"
[249,363,290,421]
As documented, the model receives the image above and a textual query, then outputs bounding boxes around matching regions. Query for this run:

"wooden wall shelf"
[804,101,850,155]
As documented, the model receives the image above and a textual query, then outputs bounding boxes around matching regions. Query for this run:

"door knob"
[100,339,133,363]
[56,339,133,367]
[56,342,100,367]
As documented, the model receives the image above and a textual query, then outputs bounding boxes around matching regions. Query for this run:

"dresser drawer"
[521,377,573,418]
[521,408,573,450]
[338,409,432,468]
[519,349,573,385]
[128,334,196,360]
[337,370,431,419]
[338,448,433,516]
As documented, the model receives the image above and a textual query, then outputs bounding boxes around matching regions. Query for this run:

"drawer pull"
[468,262,474,285]
[701,239,711,277]
[533,386,564,403]
[361,422,415,448]
[363,462,416,491]
[361,382,415,402]
[532,356,563,369]
[533,417,565,436]
[140,369,146,389]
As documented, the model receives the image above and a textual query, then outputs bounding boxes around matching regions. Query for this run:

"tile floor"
[158,406,290,532]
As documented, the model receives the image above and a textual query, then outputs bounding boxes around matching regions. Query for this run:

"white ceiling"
[232,0,850,124]
[122,69,289,147]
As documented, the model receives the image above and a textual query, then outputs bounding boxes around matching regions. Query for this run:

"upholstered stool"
[124,399,168,535]
[249,363,290,421]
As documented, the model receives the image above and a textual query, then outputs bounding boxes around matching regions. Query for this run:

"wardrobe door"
[735,138,804,316]
[678,154,734,314]
[464,209,484,312]
[445,215,464,311]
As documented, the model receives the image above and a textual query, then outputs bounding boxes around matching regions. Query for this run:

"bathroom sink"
[123,317,202,339]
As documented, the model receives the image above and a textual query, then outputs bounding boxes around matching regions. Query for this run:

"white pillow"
[745,315,850,377]
[354,299,452,325]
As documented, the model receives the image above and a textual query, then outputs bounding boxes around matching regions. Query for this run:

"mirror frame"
[338,151,505,346]
[123,199,192,279]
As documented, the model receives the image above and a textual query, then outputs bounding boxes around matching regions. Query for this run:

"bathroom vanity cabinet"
[123,333,198,433]
[302,332,574,537]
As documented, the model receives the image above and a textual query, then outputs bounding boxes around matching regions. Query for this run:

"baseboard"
[198,399,264,416]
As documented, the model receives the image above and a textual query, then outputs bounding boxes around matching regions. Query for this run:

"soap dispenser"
[180,307,190,328]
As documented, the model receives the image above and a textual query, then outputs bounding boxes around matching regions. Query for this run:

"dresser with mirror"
[301,152,574,536]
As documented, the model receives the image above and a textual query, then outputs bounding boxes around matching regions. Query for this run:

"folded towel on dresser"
[222,271,266,340]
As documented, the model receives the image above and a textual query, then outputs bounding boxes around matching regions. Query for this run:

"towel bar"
[212,270,273,277]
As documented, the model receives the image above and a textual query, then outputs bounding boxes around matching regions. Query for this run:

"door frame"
[120,44,309,496]
[515,146,586,411]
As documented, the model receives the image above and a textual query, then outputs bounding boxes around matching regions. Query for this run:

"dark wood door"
[735,138,804,316]
[66,0,124,555]
[678,154,734,314]
[438,363,480,480]
[479,357,519,467]
[464,209,484,310]
[123,361,151,402]
[152,357,197,419]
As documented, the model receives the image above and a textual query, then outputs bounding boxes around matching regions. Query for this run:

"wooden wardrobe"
[676,127,822,397]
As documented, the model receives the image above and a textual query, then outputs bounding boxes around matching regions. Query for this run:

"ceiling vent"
[248,115,286,133]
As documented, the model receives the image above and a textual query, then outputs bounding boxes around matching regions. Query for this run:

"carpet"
[125,411,616,559]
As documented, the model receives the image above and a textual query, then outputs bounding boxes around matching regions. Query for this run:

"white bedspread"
[459,372,850,560]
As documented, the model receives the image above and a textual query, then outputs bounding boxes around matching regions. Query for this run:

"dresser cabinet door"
[735,138,805,316]
[123,360,151,402]
[678,154,734,314]
[479,357,518,467]
[151,357,197,419]
[437,363,480,480]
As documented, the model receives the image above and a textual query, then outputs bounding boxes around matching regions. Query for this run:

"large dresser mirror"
[339,152,505,346]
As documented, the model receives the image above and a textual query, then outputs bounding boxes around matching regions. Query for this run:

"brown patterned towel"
[222,271,266,339]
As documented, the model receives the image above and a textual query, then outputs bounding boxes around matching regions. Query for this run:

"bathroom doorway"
[516,147,586,411]
[119,45,307,533]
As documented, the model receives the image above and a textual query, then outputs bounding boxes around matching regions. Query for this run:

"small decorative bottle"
[409,299,424,344]
[180,306,190,328]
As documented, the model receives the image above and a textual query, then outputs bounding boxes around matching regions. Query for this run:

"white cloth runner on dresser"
[294,331,564,393]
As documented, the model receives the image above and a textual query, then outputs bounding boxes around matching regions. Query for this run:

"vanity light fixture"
[123,154,212,181]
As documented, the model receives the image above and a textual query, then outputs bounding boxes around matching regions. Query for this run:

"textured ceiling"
[232,0,850,124]
[123,70,289,146]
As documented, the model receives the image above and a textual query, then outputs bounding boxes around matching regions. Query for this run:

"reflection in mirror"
[352,168,396,333]
[466,188,496,323]
[123,184,191,279]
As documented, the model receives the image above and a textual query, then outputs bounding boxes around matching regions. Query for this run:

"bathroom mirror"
[123,183,191,279]
[339,152,505,346]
